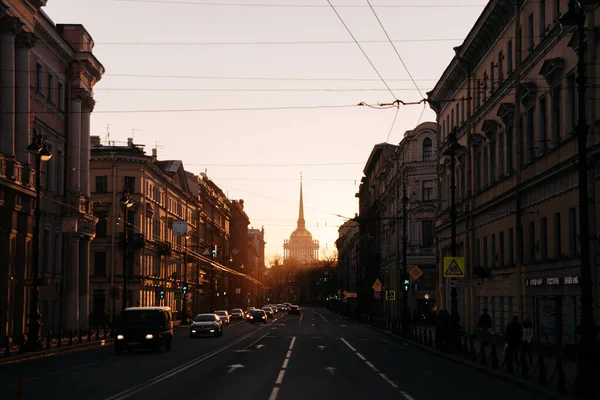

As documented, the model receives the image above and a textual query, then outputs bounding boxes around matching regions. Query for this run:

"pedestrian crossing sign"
[443,257,465,278]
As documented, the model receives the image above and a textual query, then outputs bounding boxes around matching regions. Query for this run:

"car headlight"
[117,335,124,340]
[262,316,266,319]
[191,330,197,333]
[250,316,253,319]
[145,334,154,340]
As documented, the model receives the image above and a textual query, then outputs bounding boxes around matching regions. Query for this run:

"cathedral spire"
[298,173,305,229]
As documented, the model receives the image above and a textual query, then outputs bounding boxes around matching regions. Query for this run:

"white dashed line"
[298,313,303,325]
[340,338,357,352]
[356,352,367,361]
[289,337,296,350]
[401,391,416,400]
[365,361,379,372]
[268,387,279,400]
[286,350,292,358]
[275,370,285,384]
[380,373,399,388]
[282,358,289,369]
[268,336,296,400]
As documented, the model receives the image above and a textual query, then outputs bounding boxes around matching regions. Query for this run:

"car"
[230,308,245,320]
[261,306,274,319]
[190,313,223,338]
[276,304,287,312]
[283,302,291,310]
[115,306,173,355]
[245,307,256,320]
[289,305,301,315]
[248,309,268,324]
[215,310,230,324]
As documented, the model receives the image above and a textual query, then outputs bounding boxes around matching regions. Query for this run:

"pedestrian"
[505,316,523,367]
[521,318,533,364]
[477,308,493,346]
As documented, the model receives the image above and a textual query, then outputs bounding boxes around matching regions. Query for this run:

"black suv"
[115,307,173,354]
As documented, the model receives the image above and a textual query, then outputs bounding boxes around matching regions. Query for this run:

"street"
[1,308,543,400]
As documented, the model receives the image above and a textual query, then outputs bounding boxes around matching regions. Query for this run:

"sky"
[44,0,486,259]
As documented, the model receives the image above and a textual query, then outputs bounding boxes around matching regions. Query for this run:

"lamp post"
[181,234,190,324]
[119,186,133,312]
[25,129,52,350]
[559,3,599,398]
[400,182,410,337]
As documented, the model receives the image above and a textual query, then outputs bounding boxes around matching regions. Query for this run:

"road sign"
[372,279,383,291]
[443,257,465,278]
[345,292,357,298]
[386,290,396,301]
[409,266,423,280]
[172,221,188,237]
[174,291,182,300]
[374,291,382,300]
[449,279,482,288]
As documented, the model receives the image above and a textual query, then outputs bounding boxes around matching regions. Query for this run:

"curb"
[343,316,571,400]
[0,339,114,366]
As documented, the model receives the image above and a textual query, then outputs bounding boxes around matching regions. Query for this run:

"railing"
[0,326,115,359]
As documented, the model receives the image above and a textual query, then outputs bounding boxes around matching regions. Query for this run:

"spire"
[297,173,305,229]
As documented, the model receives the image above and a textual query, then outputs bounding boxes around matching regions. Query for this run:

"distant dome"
[290,227,313,239]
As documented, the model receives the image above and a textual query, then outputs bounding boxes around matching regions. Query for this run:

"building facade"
[229,199,249,309]
[354,123,439,324]
[283,180,319,264]
[248,227,266,305]
[427,0,600,347]
[335,220,359,314]
[0,0,103,343]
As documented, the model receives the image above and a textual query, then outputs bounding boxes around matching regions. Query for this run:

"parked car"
[215,310,230,324]
[230,308,245,320]
[261,306,274,319]
[190,313,223,338]
[248,309,268,324]
[115,306,173,354]
[289,305,301,315]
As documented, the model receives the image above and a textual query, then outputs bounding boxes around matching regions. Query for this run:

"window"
[474,146,481,192]
[483,236,488,268]
[551,85,562,144]
[566,71,576,135]
[526,107,535,161]
[36,63,42,92]
[508,228,514,265]
[48,74,54,102]
[422,220,433,247]
[475,239,481,266]
[507,40,513,73]
[94,252,107,276]
[498,131,505,177]
[57,150,64,195]
[541,217,548,259]
[461,97,466,122]
[498,51,504,83]
[422,180,433,201]
[529,221,536,262]
[490,62,495,92]
[539,97,548,153]
[540,0,546,37]
[451,109,454,130]
[482,72,488,102]
[58,83,65,110]
[507,124,514,173]
[95,176,108,193]
[483,146,489,187]
[124,176,136,192]
[528,13,534,51]
[422,138,433,161]
[96,212,107,237]
[490,140,496,183]
[554,212,562,257]
[569,208,577,255]
[456,103,460,126]
[476,79,481,108]
[491,234,496,268]
[499,231,505,267]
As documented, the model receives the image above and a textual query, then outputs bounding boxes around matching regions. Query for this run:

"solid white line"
[401,392,416,400]
[104,328,265,400]
[298,312,304,325]
[282,358,289,369]
[313,310,329,323]
[275,370,285,384]
[356,352,367,361]
[380,373,399,388]
[340,338,357,352]
[268,387,280,400]
[365,361,379,372]
[288,337,296,350]
[286,350,292,358]
[243,331,271,350]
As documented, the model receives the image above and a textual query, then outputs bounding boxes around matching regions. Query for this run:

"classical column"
[0,16,21,157]
[79,238,90,328]
[15,32,36,164]
[63,235,80,330]
[80,97,95,198]
[68,89,84,194]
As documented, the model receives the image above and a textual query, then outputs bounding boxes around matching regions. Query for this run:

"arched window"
[422,138,433,161]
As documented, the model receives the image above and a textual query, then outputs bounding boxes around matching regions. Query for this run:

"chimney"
[239,199,244,209]
[152,148,157,159]
[91,135,101,146]
[127,137,133,146]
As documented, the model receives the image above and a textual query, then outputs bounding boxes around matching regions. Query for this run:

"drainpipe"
[110,153,117,324]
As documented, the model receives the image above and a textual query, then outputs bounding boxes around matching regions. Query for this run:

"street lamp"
[25,129,52,351]
[443,127,466,345]
[119,186,133,312]
[559,2,600,398]
[181,234,190,324]
[399,182,410,337]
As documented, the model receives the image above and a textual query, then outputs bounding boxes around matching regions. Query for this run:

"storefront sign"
[525,276,579,287]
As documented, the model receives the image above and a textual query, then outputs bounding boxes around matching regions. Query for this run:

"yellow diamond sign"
[372,279,383,291]
[443,257,465,278]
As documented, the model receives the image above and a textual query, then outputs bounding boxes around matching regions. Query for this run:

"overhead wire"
[116,0,488,8]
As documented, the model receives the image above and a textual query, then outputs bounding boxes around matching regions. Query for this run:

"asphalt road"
[0,308,544,400]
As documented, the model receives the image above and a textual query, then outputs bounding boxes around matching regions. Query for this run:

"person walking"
[477,308,493,346]
[505,316,523,371]
[521,318,533,364]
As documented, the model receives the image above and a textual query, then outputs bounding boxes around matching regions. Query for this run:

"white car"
[214,310,230,324]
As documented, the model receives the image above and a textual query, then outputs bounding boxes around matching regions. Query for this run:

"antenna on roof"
[132,128,141,141]
[154,141,164,158]
[105,124,111,144]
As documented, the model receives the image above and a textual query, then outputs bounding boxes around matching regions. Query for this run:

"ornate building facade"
[283,180,319,264]
[0,0,103,343]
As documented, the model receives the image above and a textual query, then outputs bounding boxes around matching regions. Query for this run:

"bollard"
[5,338,10,358]
[520,350,529,379]
[18,336,25,354]
[428,330,433,347]
[469,338,477,361]
[16,377,23,400]
[555,359,566,394]
[103,326,107,341]
[538,355,547,386]
[87,328,92,343]
[56,330,62,347]
[490,343,499,369]
[78,329,83,344]
[480,343,487,365]
[68,329,73,346]
[419,329,424,344]
[46,331,51,350]
[95,326,100,341]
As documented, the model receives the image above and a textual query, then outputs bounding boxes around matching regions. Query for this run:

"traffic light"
[182,285,188,295]
[211,245,217,258]
[160,288,165,299]
[403,279,410,292]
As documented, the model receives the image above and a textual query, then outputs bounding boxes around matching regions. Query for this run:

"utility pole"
[401,182,410,337]
[396,181,402,328]
[119,186,133,312]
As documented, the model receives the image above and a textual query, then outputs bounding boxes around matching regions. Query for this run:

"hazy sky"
[44,0,485,258]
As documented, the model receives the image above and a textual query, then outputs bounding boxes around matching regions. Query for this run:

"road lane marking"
[366,361,379,372]
[282,358,289,369]
[288,337,296,350]
[298,313,303,325]
[227,364,244,373]
[268,387,279,400]
[286,350,292,358]
[340,337,401,390]
[234,350,251,353]
[379,374,398,388]
[275,370,285,384]
[2,360,100,387]
[242,332,271,350]
[312,310,329,324]
[340,338,357,352]
[401,391,416,400]
[318,345,325,350]
[104,327,266,400]
[325,366,337,375]
[356,352,366,361]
